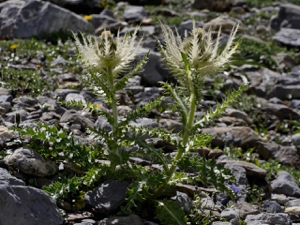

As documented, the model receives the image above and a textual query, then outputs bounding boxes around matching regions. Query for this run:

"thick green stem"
[108,66,118,138]
[107,66,121,170]
[153,69,197,198]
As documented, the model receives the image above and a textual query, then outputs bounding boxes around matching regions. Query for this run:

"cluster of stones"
[1,0,300,224]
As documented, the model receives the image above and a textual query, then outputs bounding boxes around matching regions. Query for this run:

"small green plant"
[245,0,275,8]
[0,68,56,96]
[233,38,296,72]
[260,160,281,181]
[17,122,101,170]
[246,184,264,204]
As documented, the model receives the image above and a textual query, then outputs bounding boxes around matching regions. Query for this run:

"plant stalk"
[107,66,122,170]
[108,66,118,138]
[153,68,196,198]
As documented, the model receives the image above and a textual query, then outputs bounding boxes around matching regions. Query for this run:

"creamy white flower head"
[73,28,142,75]
[159,21,239,77]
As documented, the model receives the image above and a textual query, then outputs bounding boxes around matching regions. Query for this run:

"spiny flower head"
[73,28,142,76]
[159,21,239,78]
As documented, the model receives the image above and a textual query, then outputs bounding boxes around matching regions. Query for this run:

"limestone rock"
[135,48,172,86]
[45,0,102,14]
[220,159,266,178]
[99,215,143,225]
[202,126,260,149]
[285,206,300,215]
[271,171,300,197]
[85,180,129,214]
[0,0,94,39]
[123,5,147,23]
[204,15,241,32]
[267,84,300,100]
[245,212,292,225]
[270,3,300,30]
[273,28,300,48]
[4,147,58,177]
[60,109,95,131]
[0,168,63,225]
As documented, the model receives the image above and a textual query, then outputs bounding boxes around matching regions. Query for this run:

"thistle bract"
[73,28,142,77]
[158,21,239,98]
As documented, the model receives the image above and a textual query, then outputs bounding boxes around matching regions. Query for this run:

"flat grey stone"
[171,191,193,212]
[4,147,58,177]
[267,85,300,100]
[123,5,147,22]
[221,208,239,221]
[270,3,300,30]
[259,98,300,120]
[60,109,95,131]
[65,93,86,104]
[262,200,283,213]
[0,167,25,185]
[212,222,232,225]
[54,89,80,100]
[273,28,300,48]
[271,171,300,197]
[85,180,129,214]
[292,133,300,146]
[0,168,63,225]
[245,212,292,225]
[5,109,28,123]
[202,126,260,149]
[286,199,300,207]
[135,48,171,86]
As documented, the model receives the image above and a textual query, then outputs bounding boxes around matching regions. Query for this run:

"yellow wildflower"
[84,15,92,21]
[10,44,17,49]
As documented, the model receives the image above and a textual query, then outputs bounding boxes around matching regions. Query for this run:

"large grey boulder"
[44,0,102,14]
[0,168,63,225]
[267,84,300,100]
[136,48,172,86]
[270,3,300,31]
[123,5,147,23]
[245,212,292,225]
[272,28,300,48]
[0,0,94,39]
[4,147,59,177]
[202,126,261,149]
[85,180,129,215]
[271,171,300,197]
[260,98,300,120]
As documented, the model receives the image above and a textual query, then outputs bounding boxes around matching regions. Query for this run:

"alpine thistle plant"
[151,21,244,197]
[72,22,245,221]
[73,28,147,170]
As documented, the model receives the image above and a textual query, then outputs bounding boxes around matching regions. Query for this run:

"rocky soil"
[1,0,300,225]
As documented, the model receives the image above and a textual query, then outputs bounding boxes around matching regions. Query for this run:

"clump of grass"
[232,37,296,71]
[0,68,56,96]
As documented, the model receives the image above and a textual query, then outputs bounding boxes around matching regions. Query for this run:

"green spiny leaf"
[193,83,247,131]
[155,200,186,225]
[119,96,162,127]
[115,51,149,91]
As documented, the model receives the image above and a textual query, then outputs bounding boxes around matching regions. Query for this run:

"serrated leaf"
[115,51,149,91]
[155,200,186,225]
